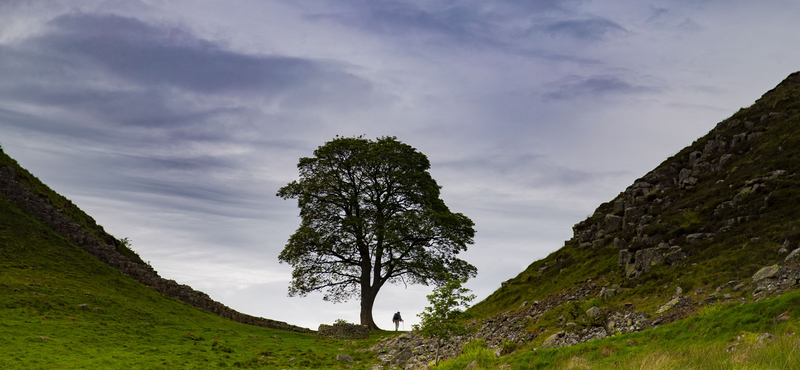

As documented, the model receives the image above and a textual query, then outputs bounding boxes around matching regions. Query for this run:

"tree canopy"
[277,136,477,330]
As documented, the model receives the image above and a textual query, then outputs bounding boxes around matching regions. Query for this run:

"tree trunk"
[360,289,380,330]
[435,337,441,365]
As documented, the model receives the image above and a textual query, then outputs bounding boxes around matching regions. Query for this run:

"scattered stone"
[773,310,790,323]
[779,240,791,254]
[686,233,714,244]
[725,343,740,352]
[586,306,601,317]
[464,360,479,370]
[391,348,413,365]
[336,354,354,363]
[785,248,800,263]
[78,304,88,309]
[542,332,565,349]
[756,333,774,345]
[656,297,682,315]
[569,356,590,368]
[618,250,631,267]
[598,287,617,300]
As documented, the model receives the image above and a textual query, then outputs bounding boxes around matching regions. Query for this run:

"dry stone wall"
[0,166,312,333]
[317,322,369,339]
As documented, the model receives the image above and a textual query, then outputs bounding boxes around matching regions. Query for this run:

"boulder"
[785,248,800,263]
[542,331,565,349]
[634,247,666,271]
[732,133,747,146]
[665,247,686,264]
[605,214,623,233]
[613,198,625,215]
[391,348,413,365]
[752,265,781,282]
[618,249,631,267]
[719,154,733,168]
[756,333,774,345]
[656,297,682,314]
[686,233,714,244]
[688,151,703,166]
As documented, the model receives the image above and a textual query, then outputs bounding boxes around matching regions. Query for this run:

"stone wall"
[0,166,312,334]
[318,322,369,340]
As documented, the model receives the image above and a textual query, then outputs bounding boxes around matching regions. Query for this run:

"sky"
[1,0,799,330]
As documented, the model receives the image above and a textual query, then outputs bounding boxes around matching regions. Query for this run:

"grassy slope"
[437,291,800,369]
[470,72,800,320]
[442,74,800,367]
[0,153,389,369]
[0,148,143,264]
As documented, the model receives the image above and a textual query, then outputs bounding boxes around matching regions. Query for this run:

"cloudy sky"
[2,0,799,330]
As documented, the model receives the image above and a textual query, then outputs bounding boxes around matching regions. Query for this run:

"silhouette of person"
[392,311,403,331]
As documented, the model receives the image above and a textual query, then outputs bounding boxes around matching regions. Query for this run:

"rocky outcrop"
[0,166,312,333]
[374,252,800,365]
[568,97,793,281]
[619,244,687,279]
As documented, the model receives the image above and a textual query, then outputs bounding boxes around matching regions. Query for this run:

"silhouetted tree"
[278,136,476,330]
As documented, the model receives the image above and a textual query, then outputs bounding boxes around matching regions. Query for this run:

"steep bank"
[0,149,310,333]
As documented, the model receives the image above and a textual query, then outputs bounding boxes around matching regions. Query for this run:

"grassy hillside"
[436,290,800,369]
[0,149,390,369]
[470,72,800,321]
[0,147,143,263]
[417,72,800,368]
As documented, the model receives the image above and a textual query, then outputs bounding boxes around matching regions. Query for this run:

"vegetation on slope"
[470,72,800,321]
[0,146,143,264]
[0,192,393,369]
[437,290,800,369]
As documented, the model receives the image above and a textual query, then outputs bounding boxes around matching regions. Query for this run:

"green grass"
[0,194,391,369]
[438,290,800,369]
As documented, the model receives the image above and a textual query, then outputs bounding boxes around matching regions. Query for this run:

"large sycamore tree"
[277,136,476,330]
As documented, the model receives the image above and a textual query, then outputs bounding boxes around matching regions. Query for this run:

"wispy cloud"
[543,74,662,100]
[541,17,626,40]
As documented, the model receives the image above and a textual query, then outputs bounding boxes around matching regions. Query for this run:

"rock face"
[567,72,798,283]
[0,165,312,334]
[318,322,369,340]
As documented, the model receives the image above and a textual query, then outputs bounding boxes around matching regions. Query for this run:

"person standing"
[392,311,403,331]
